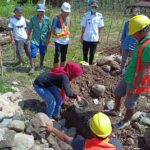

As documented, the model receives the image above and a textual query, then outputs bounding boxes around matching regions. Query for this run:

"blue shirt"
[121,21,137,51]
[52,15,70,45]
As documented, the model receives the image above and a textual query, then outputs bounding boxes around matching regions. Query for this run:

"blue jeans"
[34,84,62,117]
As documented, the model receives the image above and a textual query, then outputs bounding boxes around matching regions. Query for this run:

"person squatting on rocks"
[33,62,83,120]
[120,7,141,76]
[80,0,104,65]
[41,112,122,150]
[27,4,51,74]
[8,6,31,66]
[52,2,71,68]
[106,15,150,129]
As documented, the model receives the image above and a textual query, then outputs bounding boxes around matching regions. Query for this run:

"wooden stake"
[0,49,3,77]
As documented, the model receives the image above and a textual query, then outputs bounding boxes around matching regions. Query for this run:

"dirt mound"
[71,64,120,106]
[62,46,150,150]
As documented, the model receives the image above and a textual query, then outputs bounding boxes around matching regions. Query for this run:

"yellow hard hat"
[129,15,150,35]
[89,112,112,138]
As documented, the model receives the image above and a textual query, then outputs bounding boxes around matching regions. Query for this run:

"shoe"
[113,120,130,129]
[105,109,122,117]
[29,68,34,74]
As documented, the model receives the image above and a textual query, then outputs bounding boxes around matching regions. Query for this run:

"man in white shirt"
[80,0,104,65]
[8,6,31,66]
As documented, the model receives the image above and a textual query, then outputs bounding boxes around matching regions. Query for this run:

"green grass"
[0,78,13,93]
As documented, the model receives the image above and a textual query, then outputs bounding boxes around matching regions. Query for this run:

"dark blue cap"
[14,6,22,13]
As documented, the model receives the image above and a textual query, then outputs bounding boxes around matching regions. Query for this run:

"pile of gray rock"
[0,89,77,150]
[97,54,122,75]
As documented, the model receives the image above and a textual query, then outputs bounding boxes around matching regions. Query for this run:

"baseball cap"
[90,2,98,8]
[14,6,23,13]
[36,4,45,12]
[88,0,98,7]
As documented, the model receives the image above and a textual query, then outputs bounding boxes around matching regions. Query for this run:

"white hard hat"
[61,2,71,13]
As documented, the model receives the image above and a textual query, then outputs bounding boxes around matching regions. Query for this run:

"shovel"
[74,98,89,114]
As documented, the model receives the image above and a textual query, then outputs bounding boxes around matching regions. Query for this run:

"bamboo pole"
[0,49,3,77]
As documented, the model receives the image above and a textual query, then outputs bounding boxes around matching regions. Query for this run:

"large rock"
[131,111,143,121]
[0,101,2,111]
[0,92,13,104]
[26,113,53,139]
[13,133,34,150]
[31,143,50,150]
[132,112,150,125]
[140,113,150,125]
[92,84,106,97]
[0,128,16,148]
[8,120,25,132]
[101,65,111,73]
[10,92,22,102]
[144,127,150,148]
[125,138,135,146]
[2,105,16,118]
[1,118,13,127]
[115,55,122,64]
[47,134,72,150]
[97,57,112,66]
[110,60,120,70]
[0,111,6,122]
[0,95,10,106]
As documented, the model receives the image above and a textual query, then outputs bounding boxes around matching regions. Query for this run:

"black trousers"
[82,41,98,65]
[54,42,68,63]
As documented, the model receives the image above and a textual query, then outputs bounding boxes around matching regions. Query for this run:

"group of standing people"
[8,0,104,73]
